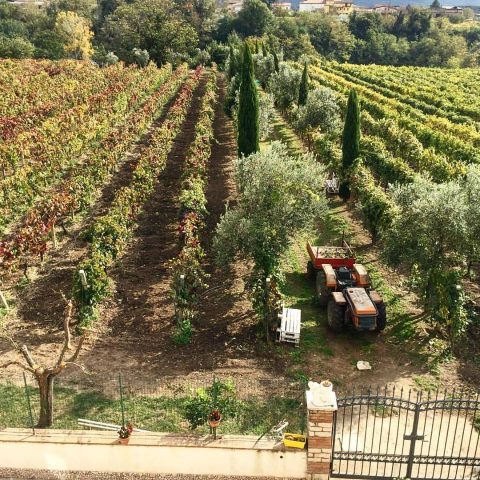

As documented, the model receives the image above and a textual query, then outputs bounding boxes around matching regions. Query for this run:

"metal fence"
[331,386,480,480]
[0,373,306,436]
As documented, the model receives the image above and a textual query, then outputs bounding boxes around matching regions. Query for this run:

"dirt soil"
[307,198,478,392]
[0,76,477,398]
[0,75,281,394]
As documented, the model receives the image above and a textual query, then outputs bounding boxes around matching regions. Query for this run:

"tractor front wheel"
[316,271,331,307]
[327,299,345,333]
[375,302,386,332]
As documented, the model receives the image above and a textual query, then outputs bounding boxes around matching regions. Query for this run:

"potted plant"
[118,422,133,445]
[208,410,222,429]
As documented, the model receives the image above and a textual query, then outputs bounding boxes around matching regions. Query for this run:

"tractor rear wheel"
[316,270,331,306]
[375,302,386,332]
[307,260,315,279]
[327,299,345,333]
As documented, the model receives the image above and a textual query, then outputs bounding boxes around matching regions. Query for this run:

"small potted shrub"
[118,422,134,445]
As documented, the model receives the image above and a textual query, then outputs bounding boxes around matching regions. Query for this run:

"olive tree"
[383,177,470,342]
[294,87,341,148]
[463,165,480,274]
[214,142,328,340]
[267,63,301,112]
[253,53,275,89]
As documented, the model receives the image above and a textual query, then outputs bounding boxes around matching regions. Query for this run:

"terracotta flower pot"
[208,419,221,429]
[118,437,130,445]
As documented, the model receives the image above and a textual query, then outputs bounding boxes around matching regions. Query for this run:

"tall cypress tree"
[255,39,259,54]
[237,42,259,157]
[273,50,279,73]
[228,44,237,79]
[298,63,309,106]
[339,89,361,201]
[262,42,268,57]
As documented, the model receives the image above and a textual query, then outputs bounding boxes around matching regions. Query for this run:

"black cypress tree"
[273,50,279,73]
[255,39,259,54]
[298,63,309,106]
[237,43,259,157]
[339,89,361,201]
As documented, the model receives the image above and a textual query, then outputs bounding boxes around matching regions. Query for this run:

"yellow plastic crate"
[283,433,306,449]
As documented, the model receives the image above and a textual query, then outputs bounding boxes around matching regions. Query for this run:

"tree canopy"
[237,42,259,157]
[100,0,198,65]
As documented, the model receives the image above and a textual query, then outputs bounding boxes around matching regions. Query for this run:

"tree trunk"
[36,373,55,428]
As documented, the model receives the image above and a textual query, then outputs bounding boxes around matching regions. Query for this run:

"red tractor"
[307,241,386,333]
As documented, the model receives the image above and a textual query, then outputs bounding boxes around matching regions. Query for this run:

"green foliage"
[258,91,275,141]
[340,89,360,200]
[233,0,274,38]
[227,44,237,79]
[183,379,239,429]
[47,0,98,20]
[72,67,198,327]
[294,87,341,137]
[132,48,149,67]
[214,142,327,333]
[253,52,275,89]
[100,0,198,65]
[216,142,327,276]
[171,314,193,345]
[237,42,259,157]
[298,63,308,106]
[272,49,279,72]
[384,177,474,341]
[350,162,396,242]
[302,13,355,62]
[170,70,217,343]
[33,31,65,60]
[0,35,35,59]
[268,62,301,111]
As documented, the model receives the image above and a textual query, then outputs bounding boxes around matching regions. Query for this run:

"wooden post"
[306,381,337,480]
[265,276,271,342]
[0,290,8,310]
[52,224,57,249]
[0,290,9,310]
[79,270,88,288]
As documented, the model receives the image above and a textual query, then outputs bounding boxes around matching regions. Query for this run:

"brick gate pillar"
[306,381,337,480]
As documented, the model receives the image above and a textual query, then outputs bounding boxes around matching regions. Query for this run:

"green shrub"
[183,379,239,430]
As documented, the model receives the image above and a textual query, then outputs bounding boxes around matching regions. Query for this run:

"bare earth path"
[54,75,281,390]
[0,80,186,383]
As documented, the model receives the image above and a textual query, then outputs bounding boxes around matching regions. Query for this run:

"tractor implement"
[307,241,386,333]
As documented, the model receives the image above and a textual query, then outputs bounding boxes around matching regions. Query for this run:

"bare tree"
[1,301,88,428]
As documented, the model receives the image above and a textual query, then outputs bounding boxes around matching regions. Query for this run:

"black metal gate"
[330,387,480,480]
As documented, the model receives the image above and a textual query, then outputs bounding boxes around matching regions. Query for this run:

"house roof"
[300,0,327,5]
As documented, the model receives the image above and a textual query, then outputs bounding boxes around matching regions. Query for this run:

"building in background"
[272,1,292,11]
[372,4,399,14]
[437,5,464,16]
[217,0,244,11]
[299,0,353,13]
[8,0,45,7]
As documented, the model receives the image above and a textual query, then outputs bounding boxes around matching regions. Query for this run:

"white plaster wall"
[298,3,326,11]
[0,442,307,478]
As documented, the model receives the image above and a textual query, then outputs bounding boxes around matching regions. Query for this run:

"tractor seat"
[336,266,355,287]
